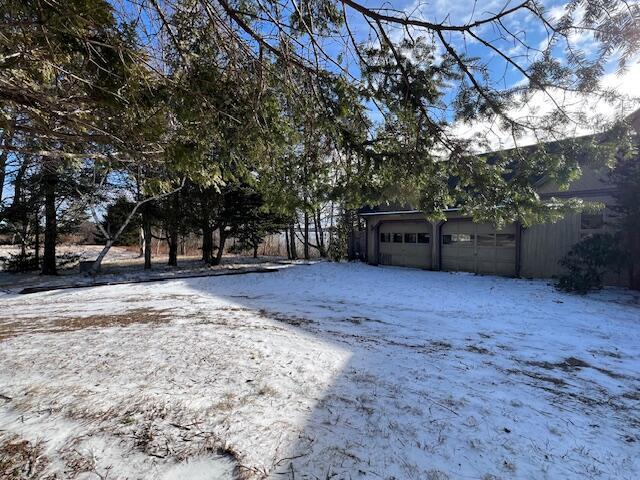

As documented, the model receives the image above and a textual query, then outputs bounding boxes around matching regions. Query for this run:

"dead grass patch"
[256,385,278,397]
[0,436,50,480]
[57,308,170,330]
[520,356,632,381]
[623,390,640,401]
[212,392,237,411]
[125,293,200,304]
[466,344,493,355]
[0,308,170,342]
[524,356,590,371]
[588,349,624,359]
[507,368,567,387]
[258,309,314,327]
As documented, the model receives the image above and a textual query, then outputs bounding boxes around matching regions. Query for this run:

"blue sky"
[335,0,639,148]
[113,0,639,148]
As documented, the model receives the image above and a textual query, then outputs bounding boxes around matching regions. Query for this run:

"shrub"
[0,252,39,272]
[56,252,82,270]
[556,233,626,294]
[0,252,82,273]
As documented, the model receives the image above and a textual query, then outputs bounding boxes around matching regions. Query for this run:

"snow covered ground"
[0,263,639,479]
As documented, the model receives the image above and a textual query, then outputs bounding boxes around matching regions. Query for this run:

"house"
[358,114,640,286]
[359,167,623,282]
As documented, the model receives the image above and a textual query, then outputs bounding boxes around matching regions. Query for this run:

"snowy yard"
[1,263,639,479]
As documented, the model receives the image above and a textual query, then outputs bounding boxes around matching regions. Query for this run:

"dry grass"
[0,308,170,342]
[258,309,314,327]
[520,355,633,380]
[56,308,170,330]
[0,436,50,480]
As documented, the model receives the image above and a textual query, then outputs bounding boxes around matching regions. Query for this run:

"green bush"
[0,252,39,272]
[0,252,82,273]
[556,233,626,294]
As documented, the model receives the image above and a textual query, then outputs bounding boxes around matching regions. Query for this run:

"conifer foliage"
[0,1,638,274]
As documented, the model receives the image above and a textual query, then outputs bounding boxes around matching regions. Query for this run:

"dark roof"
[358,203,418,215]
[358,109,640,216]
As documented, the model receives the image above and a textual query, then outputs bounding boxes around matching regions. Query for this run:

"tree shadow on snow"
[171,263,640,479]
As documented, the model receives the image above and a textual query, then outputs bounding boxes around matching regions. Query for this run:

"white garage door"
[379,221,432,269]
[441,221,516,276]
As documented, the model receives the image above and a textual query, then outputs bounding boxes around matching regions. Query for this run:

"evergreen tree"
[231,188,288,258]
[96,197,142,247]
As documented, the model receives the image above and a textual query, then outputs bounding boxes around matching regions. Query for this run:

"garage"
[441,220,517,276]
[378,221,432,269]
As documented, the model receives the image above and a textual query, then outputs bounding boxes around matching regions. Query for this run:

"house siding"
[365,212,436,265]
[360,167,627,286]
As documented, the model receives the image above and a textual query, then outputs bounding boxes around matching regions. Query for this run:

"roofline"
[359,187,617,218]
[539,187,617,199]
[359,208,461,217]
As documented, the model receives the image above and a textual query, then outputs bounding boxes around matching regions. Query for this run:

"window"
[380,232,391,243]
[581,212,604,230]
[495,233,516,247]
[392,233,403,243]
[404,233,417,243]
[455,234,473,243]
[442,233,474,245]
[417,233,430,244]
[477,234,495,246]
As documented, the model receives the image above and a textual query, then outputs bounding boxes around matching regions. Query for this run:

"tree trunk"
[19,223,27,257]
[142,211,152,270]
[303,210,310,260]
[202,223,213,263]
[314,208,326,257]
[41,166,58,275]
[91,240,113,274]
[0,116,15,203]
[34,210,40,266]
[138,227,145,257]
[285,228,290,259]
[253,244,258,258]
[168,230,178,266]
[90,200,146,275]
[289,223,297,259]
[167,192,179,266]
[86,183,184,275]
[9,155,29,216]
[212,229,227,265]
[328,201,335,254]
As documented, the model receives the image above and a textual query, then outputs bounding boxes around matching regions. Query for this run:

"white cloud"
[357,0,640,152]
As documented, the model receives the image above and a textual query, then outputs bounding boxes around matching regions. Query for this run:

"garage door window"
[417,233,430,243]
[404,233,417,243]
[393,233,403,243]
[495,234,515,247]
[443,233,474,245]
[380,232,391,243]
[477,234,494,246]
